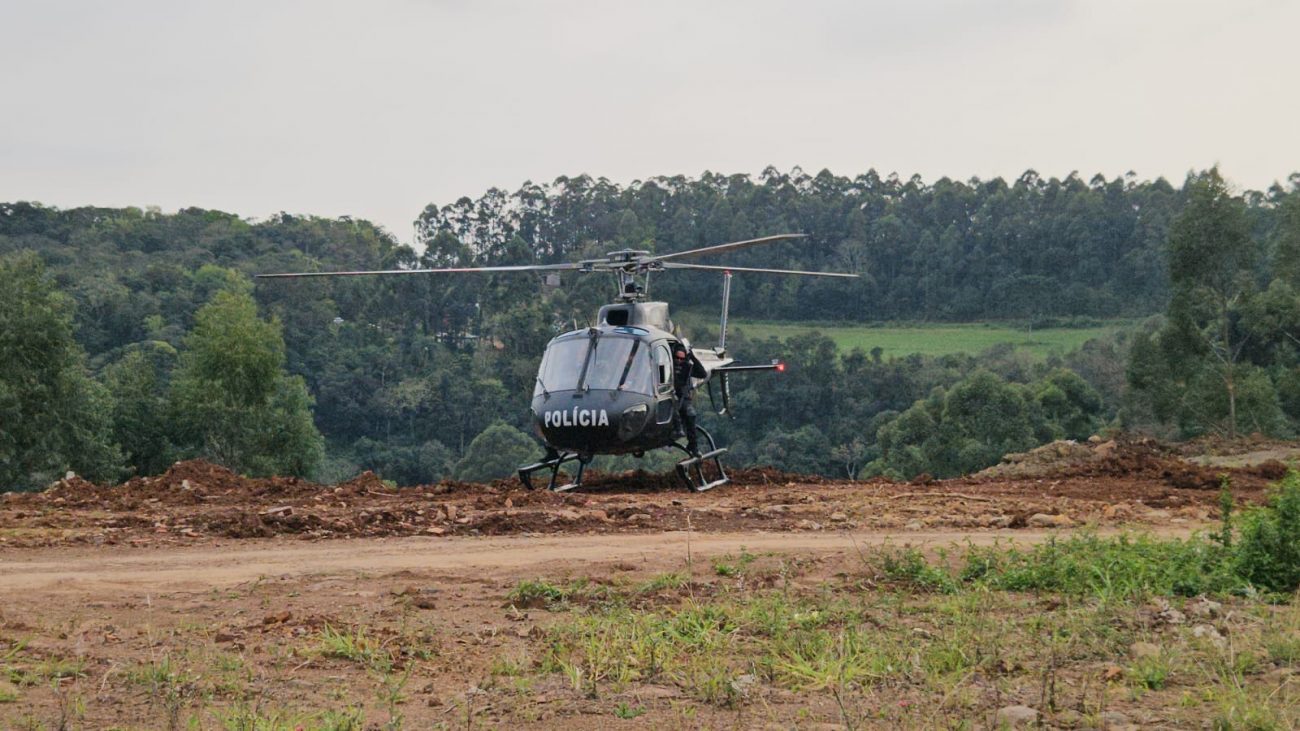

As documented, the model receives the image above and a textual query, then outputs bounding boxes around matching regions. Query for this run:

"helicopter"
[258,234,857,492]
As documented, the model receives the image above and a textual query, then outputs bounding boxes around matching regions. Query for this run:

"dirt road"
[0,524,1206,595]
[1,441,1289,728]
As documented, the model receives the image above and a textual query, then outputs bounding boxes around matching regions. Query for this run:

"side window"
[653,344,673,390]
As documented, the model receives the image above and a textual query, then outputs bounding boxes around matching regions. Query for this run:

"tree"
[169,288,323,477]
[1164,169,1257,438]
[941,371,1042,472]
[866,371,1043,479]
[0,252,121,489]
[1273,186,1300,287]
[754,425,832,475]
[102,344,178,476]
[1034,369,1104,440]
[454,422,538,482]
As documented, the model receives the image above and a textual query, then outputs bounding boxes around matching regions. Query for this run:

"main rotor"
[257,233,858,302]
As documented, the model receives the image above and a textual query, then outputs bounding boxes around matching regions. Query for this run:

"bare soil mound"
[977,437,1287,490]
[1,440,1291,549]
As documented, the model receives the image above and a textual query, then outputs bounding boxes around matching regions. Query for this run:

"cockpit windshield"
[534,333,653,396]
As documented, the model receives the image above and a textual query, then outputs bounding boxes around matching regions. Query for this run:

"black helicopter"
[258,234,857,492]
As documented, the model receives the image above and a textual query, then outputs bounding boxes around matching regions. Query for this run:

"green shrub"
[962,532,1243,599]
[877,548,958,593]
[1235,471,1300,594]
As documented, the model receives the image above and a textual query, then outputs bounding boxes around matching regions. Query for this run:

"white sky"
[2,0,1297,242]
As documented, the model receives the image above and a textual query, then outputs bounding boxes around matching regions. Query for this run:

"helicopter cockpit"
[530,326,682,456]
[533,329,657,397]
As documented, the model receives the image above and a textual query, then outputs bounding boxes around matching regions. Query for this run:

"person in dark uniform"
[672,343,707,456]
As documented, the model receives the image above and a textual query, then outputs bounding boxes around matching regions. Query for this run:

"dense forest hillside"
[420,168,1197,321]
[2,168,1298,489]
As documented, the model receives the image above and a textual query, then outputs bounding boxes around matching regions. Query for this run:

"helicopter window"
[583,336,652,393]
[534,337,590,394]
[534,334,653,395]
[654,344,673,387]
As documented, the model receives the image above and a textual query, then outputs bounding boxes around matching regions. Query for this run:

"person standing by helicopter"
[673,343,707,456]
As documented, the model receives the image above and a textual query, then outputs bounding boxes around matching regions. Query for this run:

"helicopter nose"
[617,401,650,440]
[535,392,654,449]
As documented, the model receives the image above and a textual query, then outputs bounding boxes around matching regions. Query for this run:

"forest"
[2,167,1299,490]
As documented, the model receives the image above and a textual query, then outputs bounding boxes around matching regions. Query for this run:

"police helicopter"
[258,234,857,492]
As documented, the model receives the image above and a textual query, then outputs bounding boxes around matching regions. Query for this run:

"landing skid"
[518,427,730,493]
[518,451,591,492]
[674,426,729,492]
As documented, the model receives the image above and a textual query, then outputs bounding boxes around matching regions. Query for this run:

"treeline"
[1,168,1298,489]
[1126,170,1300,441]
[419,168,1205,321]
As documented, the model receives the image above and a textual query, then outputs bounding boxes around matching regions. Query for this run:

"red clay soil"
[0,440,1288,549]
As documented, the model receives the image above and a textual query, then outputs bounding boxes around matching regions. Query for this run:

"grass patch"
[637,572,689,593]
[1130,652,1173,690]
[216,704,364,731]
[712,549,757,578]
[722,318,1132,360]
[507,578,614,609]
[317,625,392,673]
[6,657,86,686]
[876,546,959,593]
[613,702,646,719]
[514,481,1300,724]
[960,533,1244,599]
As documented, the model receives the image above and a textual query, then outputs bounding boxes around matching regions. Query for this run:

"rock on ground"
[994,704,1040,726]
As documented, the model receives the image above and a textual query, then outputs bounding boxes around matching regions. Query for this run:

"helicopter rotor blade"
[661,262,859,278]
[642,233,809,264]
[256,263,582,279]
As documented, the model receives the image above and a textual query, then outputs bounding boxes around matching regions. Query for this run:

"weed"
[962,533,1243,599]
[318,624,392,672]
[490,653,531,677]
[1130,653,1172,690]
[210,651,244,674]
[1214,475,1235,549]
[712,549,757,578]
[126,655,200,729]
[51,682,87,731]
[8,657,86,686]
[374,664,411,731]
[508,579,571,607]
[1,639,27,663]
[507,578,612,609]
[876,547,957,593]
[217,703,363,731]
[637,572,688,594]
[1265,633,1300,666]
[1206,671,1287,731]
[318,708,366,731]
[613,702,646,719]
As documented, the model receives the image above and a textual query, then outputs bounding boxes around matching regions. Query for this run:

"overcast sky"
[2,0,1297,242]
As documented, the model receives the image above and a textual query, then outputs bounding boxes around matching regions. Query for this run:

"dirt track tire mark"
[0,525,1204,594]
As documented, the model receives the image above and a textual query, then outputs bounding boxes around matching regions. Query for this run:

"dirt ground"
[0,438,1288,551]
[0,438,1296,728]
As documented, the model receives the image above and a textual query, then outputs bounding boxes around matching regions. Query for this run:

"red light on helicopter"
[775,361,786,373]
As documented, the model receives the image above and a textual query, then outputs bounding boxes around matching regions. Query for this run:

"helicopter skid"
[675,449,728,492]
[674,426,728,492]
[518,452,591,492]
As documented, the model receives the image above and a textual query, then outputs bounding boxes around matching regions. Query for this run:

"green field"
[723,319,1131,359]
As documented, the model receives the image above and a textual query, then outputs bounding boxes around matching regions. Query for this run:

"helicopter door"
[653,343,675,424]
